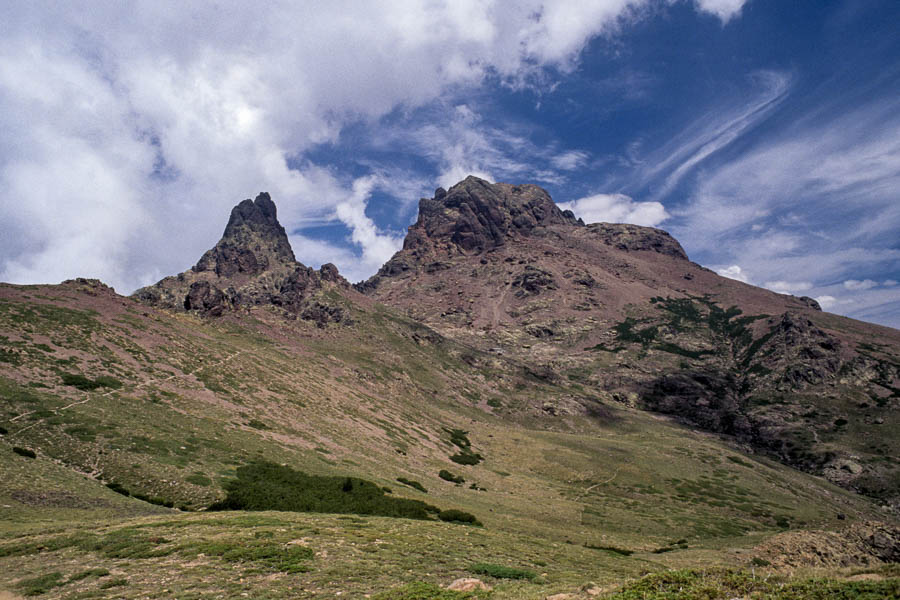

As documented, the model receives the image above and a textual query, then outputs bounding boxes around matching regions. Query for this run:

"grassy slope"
[0,281,895,598]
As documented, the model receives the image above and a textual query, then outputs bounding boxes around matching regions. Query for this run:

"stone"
[446,578,491,592]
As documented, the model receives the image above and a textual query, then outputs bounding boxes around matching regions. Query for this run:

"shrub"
[0,425,7,435]
[13,446,36,459]
[105,482,130,496]
[209,461,440,520]
[449,451,483,466]
[132,493,174,508]
[93,375,122,389]
[584,544,633,556]
[186,473,212,486]
[189,540,312,573]
[397,477,428,493]
[372,582,485,599]
[439,470,465,484]
[60,373,121,391]
[68,568,109,582]
[469,563,536,580]
[16,572,65,596]
[438,509,481,526]
[60,373,102,390]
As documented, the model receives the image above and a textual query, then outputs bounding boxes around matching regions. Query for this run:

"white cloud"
[885,279,898,287]
[843,279,878,291]
[717,265,751,283]
[551,150,590,170]
[694,0,748,23]
[0,2,753,291]
[763,280,813,294]
[558,193,669,227]
[815,295,837,310]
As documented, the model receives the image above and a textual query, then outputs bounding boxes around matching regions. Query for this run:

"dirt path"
[491,283,512,329]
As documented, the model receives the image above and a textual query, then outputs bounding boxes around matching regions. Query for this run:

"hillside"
[0,182,898,599]
[362,176,900,509]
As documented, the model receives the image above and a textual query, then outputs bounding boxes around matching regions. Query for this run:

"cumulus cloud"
[558,193,669,227]
[717,265,751,283]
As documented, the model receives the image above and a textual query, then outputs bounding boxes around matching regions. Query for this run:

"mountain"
[0,180,898,599]
[361,176,900,508]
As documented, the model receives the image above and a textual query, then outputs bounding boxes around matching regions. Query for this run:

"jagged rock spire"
[193,192,296,277]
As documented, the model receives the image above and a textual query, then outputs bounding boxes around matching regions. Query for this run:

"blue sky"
[1,1,898,327]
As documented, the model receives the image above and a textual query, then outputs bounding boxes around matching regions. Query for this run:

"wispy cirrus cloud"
[669,94,900,327]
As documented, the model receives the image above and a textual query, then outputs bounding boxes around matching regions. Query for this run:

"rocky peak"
[193,192,296,278]
[405,176,581,255]
[135,193,350,320]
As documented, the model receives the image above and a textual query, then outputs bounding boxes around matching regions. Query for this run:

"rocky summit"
[1,177,898,599]
[134,192,349,321]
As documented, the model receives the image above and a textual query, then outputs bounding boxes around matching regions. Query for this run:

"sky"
[1,0,899,328]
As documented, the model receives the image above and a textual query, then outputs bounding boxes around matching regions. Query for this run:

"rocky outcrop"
[134,193,349,318]
[193,193,296,278]
[361,177,581,291]
[410,176,581,255]
[585,223,688,260]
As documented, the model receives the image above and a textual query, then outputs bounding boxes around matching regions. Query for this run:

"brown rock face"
[193,193,296,277]
[134,193,350,318]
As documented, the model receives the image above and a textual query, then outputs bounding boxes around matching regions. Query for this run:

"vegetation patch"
[372,582,489,599]
[16,572,66,596]
[469,563,536,580]
[210,461,441,520]
[397,477,428,493]
[437,509,481,526]
[185,540,313,573]
[60,372,121,391]
[605,568,900,600]
[584,543,634,556]
[13,446,37,458]
[439,470,465,484]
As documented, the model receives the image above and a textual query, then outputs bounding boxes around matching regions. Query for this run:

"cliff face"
[133,193,349,320]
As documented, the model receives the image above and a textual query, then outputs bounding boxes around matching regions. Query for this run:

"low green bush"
[0,425,7,435]
[68,568,109,582]
[186,473,212,486]
[16,572,65,596]
[439,469,465,484]
[584,543,633,556]
[132,493,174,508]
[13,446,36,458]
[105,482,130,496]
[60,373,102,390]
[469,563,536,580]
[372,581,487,599]
[99,578,128,589]
[449,450,483,466]
[60,372,121,391]
[210,461,440,520]
[438,509,481,526]
[397,477,428,493]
